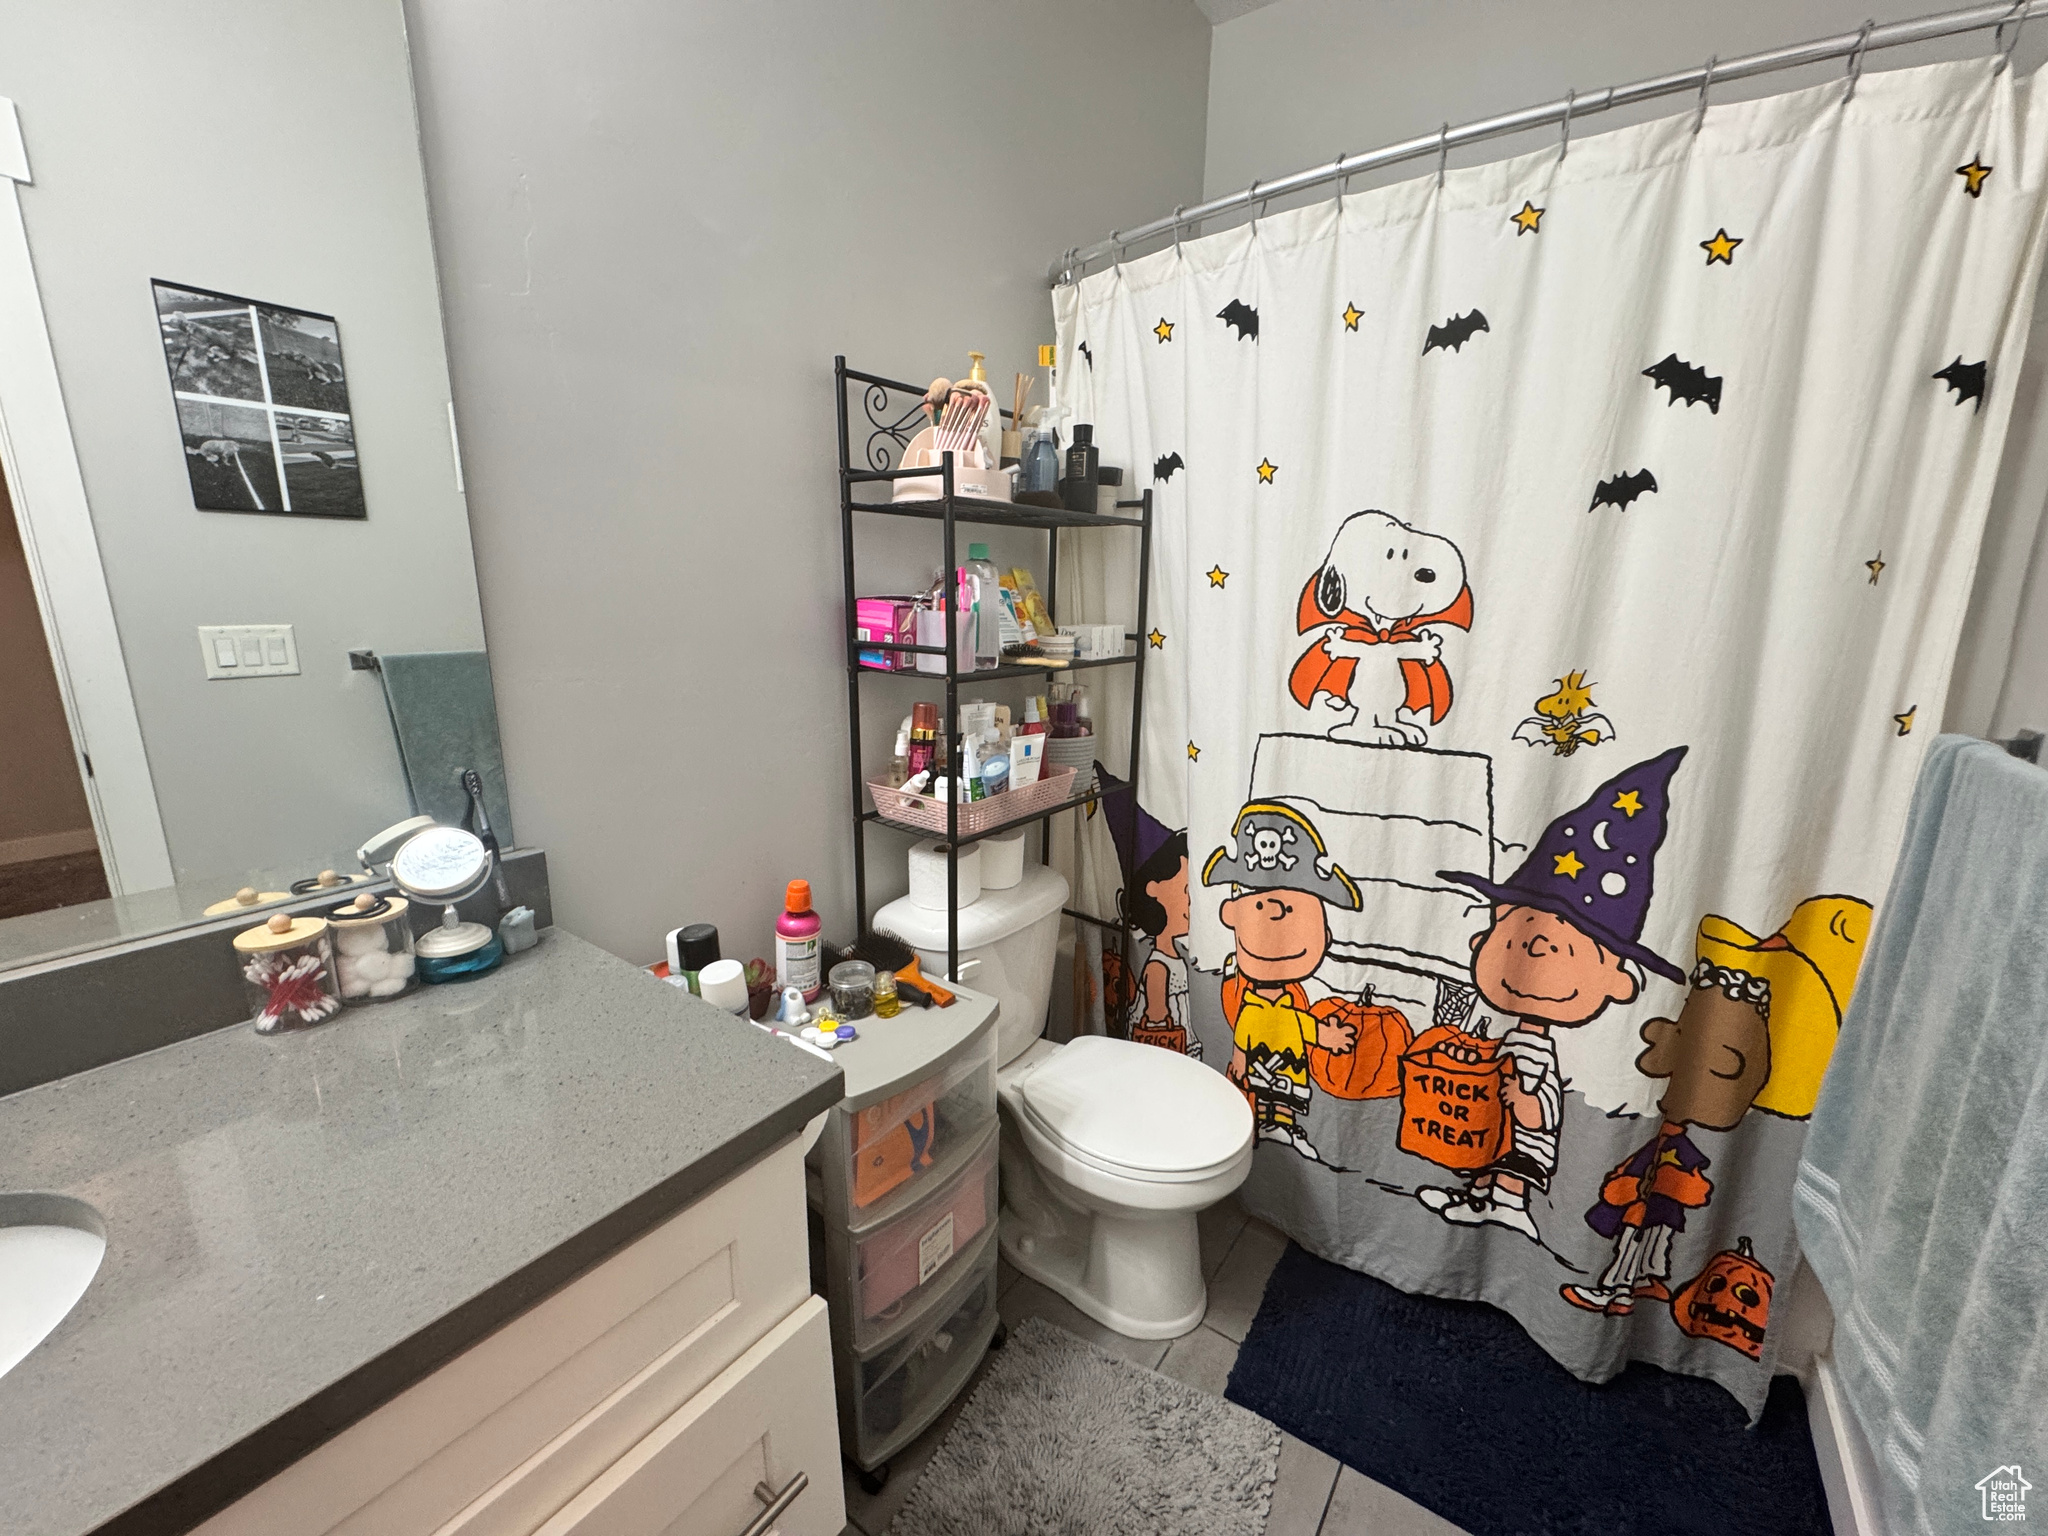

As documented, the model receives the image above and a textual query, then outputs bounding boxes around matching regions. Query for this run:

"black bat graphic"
[1933,356,1986,413]
[1423,309,1489,355]
[1589,468,1658,512]
[1218,299,1260,341]
[1078,340,1093,369]
[1642,353,1722,413]
[1153,452,1184,483]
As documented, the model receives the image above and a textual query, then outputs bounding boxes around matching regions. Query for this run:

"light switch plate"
[198,624,299,680]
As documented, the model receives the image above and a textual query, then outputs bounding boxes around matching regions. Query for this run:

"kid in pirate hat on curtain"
[1204,800,1366,1163]
[1419,747,1689,1241]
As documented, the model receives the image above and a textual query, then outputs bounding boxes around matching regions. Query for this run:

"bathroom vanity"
[0,933,846,1536]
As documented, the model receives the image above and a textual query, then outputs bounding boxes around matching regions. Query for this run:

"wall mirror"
[0,21,506,974]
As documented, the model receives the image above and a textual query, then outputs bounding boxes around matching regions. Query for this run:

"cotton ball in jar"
[390,951,416,979]
[351,949,393,984]
[339,966,371,999]
[336,924,384,958]
[369,976,409,998]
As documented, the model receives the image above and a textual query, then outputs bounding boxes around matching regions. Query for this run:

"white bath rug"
[888,1316,1280,1536]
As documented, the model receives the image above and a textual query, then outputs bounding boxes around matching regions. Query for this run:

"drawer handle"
[741,1470,809,1536]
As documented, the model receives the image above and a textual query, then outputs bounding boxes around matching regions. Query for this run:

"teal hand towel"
[1794,735,2048,1535]
[375,650,515,845]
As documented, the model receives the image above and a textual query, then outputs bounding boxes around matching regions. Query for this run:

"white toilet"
[875,864,1255,1340]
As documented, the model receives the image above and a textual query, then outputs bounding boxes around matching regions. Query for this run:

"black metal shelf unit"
[836,357,1154,986]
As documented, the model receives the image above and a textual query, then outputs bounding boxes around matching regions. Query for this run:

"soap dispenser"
[959,351,1003,467]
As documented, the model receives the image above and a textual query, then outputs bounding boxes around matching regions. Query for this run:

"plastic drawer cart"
[806,986,1004,1490]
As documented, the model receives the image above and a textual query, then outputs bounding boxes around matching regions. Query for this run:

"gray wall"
[0,0,488,886]
[1202,0,2048,740]
[406,0,1213,964]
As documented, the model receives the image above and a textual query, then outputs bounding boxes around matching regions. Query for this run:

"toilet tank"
[873,865,1069,1067]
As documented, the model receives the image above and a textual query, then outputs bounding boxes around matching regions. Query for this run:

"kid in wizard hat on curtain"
[1419,747,1690,1242]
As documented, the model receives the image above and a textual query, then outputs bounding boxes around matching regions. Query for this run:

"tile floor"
[839,1197,1469,1536]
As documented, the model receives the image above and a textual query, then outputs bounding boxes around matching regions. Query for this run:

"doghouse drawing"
[1245,732,1496,1014]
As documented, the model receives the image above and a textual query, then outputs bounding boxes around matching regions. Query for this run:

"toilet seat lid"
[1017,1036,1252,1177]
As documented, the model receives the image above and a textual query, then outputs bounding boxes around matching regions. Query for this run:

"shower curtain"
[1052,57,2048,1413]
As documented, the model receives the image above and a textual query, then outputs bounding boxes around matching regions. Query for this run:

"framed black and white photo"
[153,281,365,519]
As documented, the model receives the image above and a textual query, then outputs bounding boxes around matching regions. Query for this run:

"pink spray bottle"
[776,880,823,1001]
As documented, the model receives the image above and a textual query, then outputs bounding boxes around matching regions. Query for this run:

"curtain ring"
[1334,152,1350,205]
[1246,178,1262,233]
[1559,89,1576,161]
[1995,0,2028,73]
[1693,55,1717,135]
[1172,206,1185,257]
[1844,20,1875,102]
[1437,122,1450,190]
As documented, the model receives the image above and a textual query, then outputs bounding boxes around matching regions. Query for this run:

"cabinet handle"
[741,1470,809,1536]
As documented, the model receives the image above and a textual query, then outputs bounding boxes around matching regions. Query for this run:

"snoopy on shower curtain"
[1289,510,1473,745]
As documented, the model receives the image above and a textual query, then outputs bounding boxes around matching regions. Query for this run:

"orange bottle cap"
[785,879,812,913]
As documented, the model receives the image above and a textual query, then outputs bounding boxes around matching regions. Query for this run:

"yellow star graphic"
[1894,706,1917,736]
[1612,789,1644,818]
[1957,158,1993,198]
[1207,564,1229,589]
[1511,200,1545,235]
[1867,552,1886,585]
[1186,740,1201,762]
[1701,228,1743,266]
[1154,317,1175,343]
[1341,302,1364,331]
[1256,458,1278,484]
[1553,850,1585,880]
[1147,628,1166,649]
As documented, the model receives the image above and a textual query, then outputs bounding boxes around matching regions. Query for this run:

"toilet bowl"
[875,865,1255,1339]
[997,1036,1252,1337]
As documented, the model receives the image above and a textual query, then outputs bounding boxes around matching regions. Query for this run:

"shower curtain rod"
[1049,0,2042,285]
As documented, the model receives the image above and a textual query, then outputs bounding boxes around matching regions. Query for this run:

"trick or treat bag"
[1132,1020,1191,1055]
[1398,1024,1510,1170]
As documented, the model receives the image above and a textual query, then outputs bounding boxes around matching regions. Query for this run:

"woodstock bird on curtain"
[1052,56,2048,1413]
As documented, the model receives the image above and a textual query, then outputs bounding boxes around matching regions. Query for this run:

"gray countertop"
[0,931,843,1536]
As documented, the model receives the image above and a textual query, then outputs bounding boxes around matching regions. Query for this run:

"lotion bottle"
[776,880,823,1001]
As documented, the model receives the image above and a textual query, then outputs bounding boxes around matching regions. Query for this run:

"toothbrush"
[459,766,512,911]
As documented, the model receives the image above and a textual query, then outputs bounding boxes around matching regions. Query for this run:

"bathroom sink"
[0,1193,105,1381]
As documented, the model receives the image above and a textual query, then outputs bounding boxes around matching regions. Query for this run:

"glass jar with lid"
[233,912,342,1033]
[327,891,418,1003]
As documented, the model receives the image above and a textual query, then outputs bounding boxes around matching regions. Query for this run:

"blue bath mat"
[1225,1244,1831,1536]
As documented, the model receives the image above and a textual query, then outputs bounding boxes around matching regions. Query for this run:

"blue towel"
[1794,735,2048,1535]
[375,650,515,845]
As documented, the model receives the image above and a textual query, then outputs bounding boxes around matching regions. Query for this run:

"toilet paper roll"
[979,829,1026,890]
[909,839,982,911]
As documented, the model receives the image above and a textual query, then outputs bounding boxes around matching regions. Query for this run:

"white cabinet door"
[532,1296,843,1536]
[198,1139,813,1536]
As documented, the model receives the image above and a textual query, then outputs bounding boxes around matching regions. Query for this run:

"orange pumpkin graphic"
[1308,990,1413,1101]
[1671,1237,1774,1359]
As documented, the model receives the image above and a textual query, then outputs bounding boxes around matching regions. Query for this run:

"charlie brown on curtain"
[1051,57,2048,1413]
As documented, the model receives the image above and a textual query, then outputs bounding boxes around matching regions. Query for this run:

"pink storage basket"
[868,766,1076,838]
